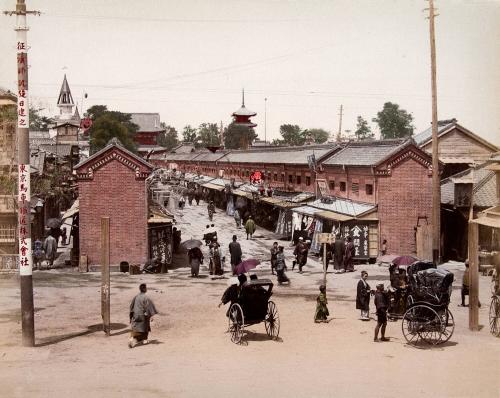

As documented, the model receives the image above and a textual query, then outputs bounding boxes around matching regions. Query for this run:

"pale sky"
[1,0,499,145]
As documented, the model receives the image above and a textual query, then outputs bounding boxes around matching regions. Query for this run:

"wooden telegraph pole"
[4,0,40,347]
[428,0,441,265]
[101,217,111,335]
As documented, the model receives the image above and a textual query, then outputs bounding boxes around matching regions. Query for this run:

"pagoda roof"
[232,104,256,117]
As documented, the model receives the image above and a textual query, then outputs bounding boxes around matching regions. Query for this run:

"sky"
[1,0,499,145]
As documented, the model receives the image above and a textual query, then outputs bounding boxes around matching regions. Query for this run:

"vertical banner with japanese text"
[18,164,32,275]
[17,29,29,129]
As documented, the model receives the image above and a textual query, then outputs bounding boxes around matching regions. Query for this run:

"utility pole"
[336,104,343,142]
[428,0,440,264]
[264,97,267,144]
[4,0,40,347]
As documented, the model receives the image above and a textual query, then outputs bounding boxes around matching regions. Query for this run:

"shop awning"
[260,196,300,208]
[233,189,253,199]
[62,199,79,219]
[202,182,224,191]
[315,210,353,222]
[292,205,322,217]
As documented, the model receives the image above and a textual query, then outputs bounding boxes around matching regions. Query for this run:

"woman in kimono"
[356,271,371,320]
[188,247,203,277]
[210,238,223,275]
[275,246,289,285]
[314,284,329,323]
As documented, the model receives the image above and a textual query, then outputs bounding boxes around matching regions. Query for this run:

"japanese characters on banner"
[18,164,32,275]
[17,38,29,129]
[343,223,370,258]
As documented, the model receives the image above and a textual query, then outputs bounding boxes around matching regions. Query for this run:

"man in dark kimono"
[344,236,355,272]
[333,234,345,273]
[228,235,242,275]
[356,271,371,320]
[129,284,158,348]
[293,237,308,273]
[270,241,279,275]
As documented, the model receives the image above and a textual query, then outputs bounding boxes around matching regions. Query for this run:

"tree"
[224,123,257,149]
[29,107,53,131]
[197,123,220,148]
[182,125,197,143]
[158,124,179,150]
[354,116,374,141]
[308,128,330,144]
[279,124,305,146]
[373,102,414,139]
[86,105,138,153]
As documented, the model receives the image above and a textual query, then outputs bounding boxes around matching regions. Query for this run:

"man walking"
[228,235,242,275]
[245,216,256,240]
[43,233,58,268]
[129,283,158,348]
[333,233,345,273]
[293,237,308,273]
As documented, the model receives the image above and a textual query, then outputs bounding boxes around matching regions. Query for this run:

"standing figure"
[293,237,308,273]
[228,235,242,275]
[374,284,389,342]
[128,283,158,348]
[188,247,203,277]
[344,236,355,272]
[194,189,201,205]
[178,196,186,210]
[210,238,223,276]
[333,234,345,273]
[60,227,67,246]
[173,227,182,254]
[275,246,289,285]
[270,241,279,276]
[314,284,329,323]
[356,271,371,321]
[234,208,242,228]
[245,216,256,240]
[187,188,195,206]
[460,260,481,307]
[381,239,388,255]
[33,238,43,270]
[43,234,58,268]
[207,201,215,221]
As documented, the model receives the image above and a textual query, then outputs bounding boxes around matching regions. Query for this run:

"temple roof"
[232,89,256,117]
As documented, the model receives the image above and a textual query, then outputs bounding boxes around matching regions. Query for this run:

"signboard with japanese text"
[317,232,334,244]
[250,170,263,184]
[17,39,29,129]
[342,221,372,259]
[18,164,32,275]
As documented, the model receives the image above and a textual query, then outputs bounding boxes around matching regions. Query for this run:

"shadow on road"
[36,322,128,347]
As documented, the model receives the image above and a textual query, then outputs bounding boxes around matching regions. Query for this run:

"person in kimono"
[333,234,345,273]
[314,284,329,323]
[356,271,372,320]
[270,241,279,275]
[293,237,308,273]
[245,216,256,240]
[234,208,242,228]
[344,236,355,272]
[188,247,203,277]
[228,235,242,275]
[43,234,58,268]
[218,274,247,317]
[210,237,223,275]
[33,238,44,270]
[128,284,158,348]
[275,246,289,285]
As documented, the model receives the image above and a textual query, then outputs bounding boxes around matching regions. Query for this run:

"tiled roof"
[192,151,229,162]
[219,145,334,165]
[322,139,408,166]
[307,198,377,217]
[413,119,456,146]
[441,163,497,207]
[130,113,164,133]
[163,152,203,162]
[172,143,196,153]
[38,144,73,158]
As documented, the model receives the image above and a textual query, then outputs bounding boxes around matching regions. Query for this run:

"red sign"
[250,171,263,184]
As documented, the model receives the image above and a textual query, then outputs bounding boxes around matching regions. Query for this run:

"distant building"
[52,75,81,143]
[230,90,257,150]
[129,113,168,156]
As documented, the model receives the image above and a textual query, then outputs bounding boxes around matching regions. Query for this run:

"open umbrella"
[392,255,418,267]
[46,218,62,228]
[235,258,261,275]
[181,239,203,250]
[376,254,399,265]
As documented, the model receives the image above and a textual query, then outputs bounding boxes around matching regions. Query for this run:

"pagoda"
[232,89,257,128]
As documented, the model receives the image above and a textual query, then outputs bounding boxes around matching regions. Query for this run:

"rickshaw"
[401,261,455,346]
[227,279,280,344]
[387,263,410,320]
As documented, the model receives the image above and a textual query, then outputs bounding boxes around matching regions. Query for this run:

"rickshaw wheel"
[265,301,280,339]
[229,303,244,344]
[440,308,455,343]
[402,306,424,345]
[490,296,500,337]
[417,305,443,345]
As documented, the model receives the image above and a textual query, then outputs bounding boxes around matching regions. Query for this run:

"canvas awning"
[292,206,322,217]
[315,210,353,222]
[260,196,299,208]
[233,189,253,199]
[202,182,224,191]
[62,199,79,219]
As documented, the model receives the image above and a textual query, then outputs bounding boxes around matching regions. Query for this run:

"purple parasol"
[392,255,418,267]
[235,258,261,275]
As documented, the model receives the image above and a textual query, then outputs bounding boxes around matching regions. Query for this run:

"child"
[374,283,389,342]
[314,284,329,323]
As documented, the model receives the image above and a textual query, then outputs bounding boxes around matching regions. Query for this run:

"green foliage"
[224,123,257,149]
[158,124,179,150]
[86,105,138,153]
[182,125,197,143]
[373,102,414,139]
[29,107,53,131]
[279,124,305,146]
[197,123,220,148]
[32,164,73,211]
[354,116,374,141]
[308,128,330,144]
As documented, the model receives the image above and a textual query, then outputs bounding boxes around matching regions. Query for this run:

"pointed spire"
[242,89,245,107]
[57,74,74,107]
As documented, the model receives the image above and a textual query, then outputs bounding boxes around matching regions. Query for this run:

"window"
[288,174,294,184]
[352,182,359,195]
[329,180,335,190]
[340,181,346,192]
[280,173,285,182]
[366,184,373,195]
[0,224,16,242]
[296,175,301,185]
[306,176,311,186]
[274,173,278,181]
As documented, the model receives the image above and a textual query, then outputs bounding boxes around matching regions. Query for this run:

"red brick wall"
[320,166,376,204]
[79,160,148,266]
[377,158,432,256]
